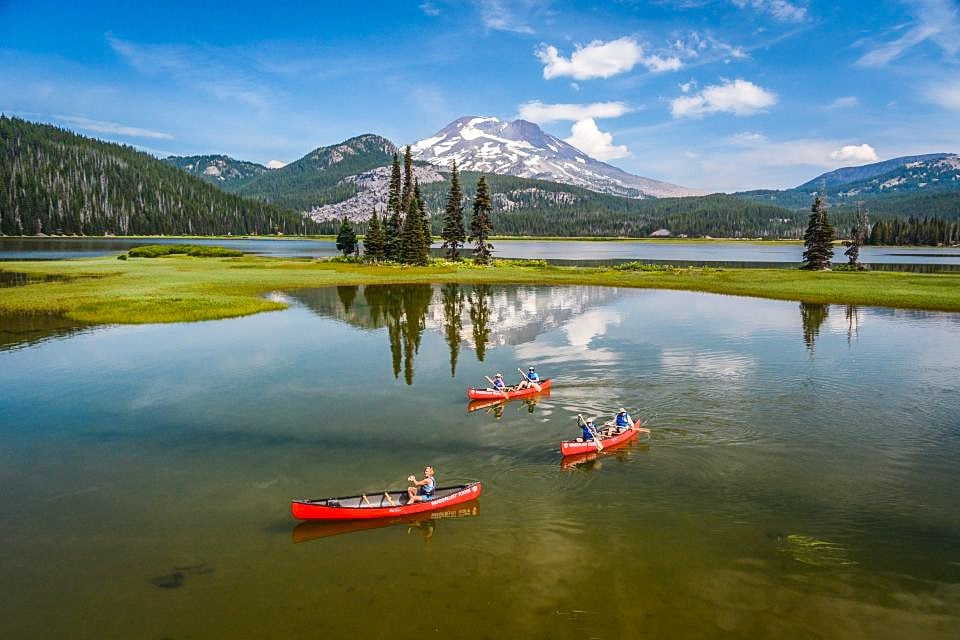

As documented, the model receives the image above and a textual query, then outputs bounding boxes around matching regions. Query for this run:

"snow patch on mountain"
[411,116,703,198]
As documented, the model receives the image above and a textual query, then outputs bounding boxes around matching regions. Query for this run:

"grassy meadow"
[2,254,959,325]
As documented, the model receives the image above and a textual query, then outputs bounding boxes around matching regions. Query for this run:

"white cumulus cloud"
[829,144,878,163]
[564,118,630,161]
[517,100,632,123]
[671,78,777,118]
[537,37,681,80]
[266,160,287,169]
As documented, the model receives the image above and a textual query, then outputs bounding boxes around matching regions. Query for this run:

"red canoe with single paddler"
[291,482,483,521]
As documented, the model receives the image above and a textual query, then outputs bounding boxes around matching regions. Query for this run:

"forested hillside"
[163,154,270,190]
[234,134,395,211]
[0,117,319,236]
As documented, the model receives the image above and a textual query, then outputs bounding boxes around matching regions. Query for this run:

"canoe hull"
[467,378,551,400]
[560,419,648,457]
[291,482,483,521]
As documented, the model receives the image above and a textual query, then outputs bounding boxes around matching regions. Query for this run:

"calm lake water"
[1,285,959,638]
[3,236,960,270]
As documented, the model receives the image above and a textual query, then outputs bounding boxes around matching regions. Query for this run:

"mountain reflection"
[290,284,621,384]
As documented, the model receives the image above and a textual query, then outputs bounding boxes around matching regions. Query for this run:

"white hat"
[619,407,626,413]
[495,373,503,377]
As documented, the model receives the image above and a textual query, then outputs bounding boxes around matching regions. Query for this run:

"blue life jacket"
[581,424,595,440]
[419,477,436,497]
[615,413,632,427]
[493,378,505,389]
[527,371,539,382]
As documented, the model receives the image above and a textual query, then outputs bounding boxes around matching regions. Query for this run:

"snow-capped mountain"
[411,116,704,199]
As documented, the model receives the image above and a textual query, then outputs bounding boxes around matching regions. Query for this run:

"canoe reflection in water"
[292,500,481,544]
[466,392,550,419]
[560,440,650,471]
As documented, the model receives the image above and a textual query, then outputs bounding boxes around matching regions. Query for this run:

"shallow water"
[4,237,960,270]
[1,285,958,638]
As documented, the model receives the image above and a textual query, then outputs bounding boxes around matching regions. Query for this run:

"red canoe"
[292,500,480,543]
[291,482,483,521]
[467,378,552,400]
[560,419,649,457]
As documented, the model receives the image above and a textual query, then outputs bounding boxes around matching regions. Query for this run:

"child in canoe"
[407,466,437,504]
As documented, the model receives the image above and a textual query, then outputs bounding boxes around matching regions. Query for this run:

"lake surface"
[1,285,959,638]
[3,237,960,270]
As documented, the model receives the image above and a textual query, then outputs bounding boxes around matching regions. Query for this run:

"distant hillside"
[234,134,396,211]
[164,154,270,190]
[796,153,952,190]
[738,153,960,221]
[0,116,319,236]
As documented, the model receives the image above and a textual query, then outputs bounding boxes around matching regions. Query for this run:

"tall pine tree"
[469,175,494,265]
[401,194,428,265]
[441,161,466,260]
[384,153,403,261]
[364,207,386,260]
[801,192,834,270]
[415,179,432,257]
[401,145,414,213]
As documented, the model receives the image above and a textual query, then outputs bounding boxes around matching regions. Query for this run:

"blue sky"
[2,0,959,191]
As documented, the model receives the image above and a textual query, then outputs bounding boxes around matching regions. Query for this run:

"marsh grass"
[1,255,958,325]
[127,244,244,258]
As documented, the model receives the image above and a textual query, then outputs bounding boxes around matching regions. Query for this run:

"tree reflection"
[799,302,829,352]
[363,284,433,385]
[469,284,492,362]
[844,304,861,345]
[336,286,358,313]
[441,284,464,377]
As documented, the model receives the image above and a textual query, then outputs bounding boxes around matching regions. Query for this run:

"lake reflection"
[1,285,959,639]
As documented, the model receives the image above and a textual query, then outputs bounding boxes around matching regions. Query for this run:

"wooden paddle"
[485,375,510,399]
[518,368,542,392]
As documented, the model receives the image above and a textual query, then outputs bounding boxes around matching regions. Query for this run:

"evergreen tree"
[363,207,386,260]
[401,195,427,265]
[335,218,358,256]
[401,145,414,212]
[441,161,466,260]
[415,179,432,260]
[801,193,835,270]
[384,154,403,260]
[469,175,494,265]
[843,203,869,267]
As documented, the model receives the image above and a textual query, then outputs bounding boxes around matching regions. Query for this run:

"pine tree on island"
[336,218,358,256]
[401,145,414,212]
[364,207,386,260]
[843,202,869,268]
[441,161,466,260]
[384,153,403,261]
[415,179,432,259]
[801,191,835,270]
[469,175,494,265]
[401,194,428,265]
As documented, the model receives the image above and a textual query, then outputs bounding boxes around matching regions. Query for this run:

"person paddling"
[406,466,436,504]
[517,366,540,390]
[491,373,507,391]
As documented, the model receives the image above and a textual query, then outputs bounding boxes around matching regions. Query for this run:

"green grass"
[127,244,244,258]
[1,255,959,325]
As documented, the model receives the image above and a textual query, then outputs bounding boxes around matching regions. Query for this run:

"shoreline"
[2,255,959,325]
